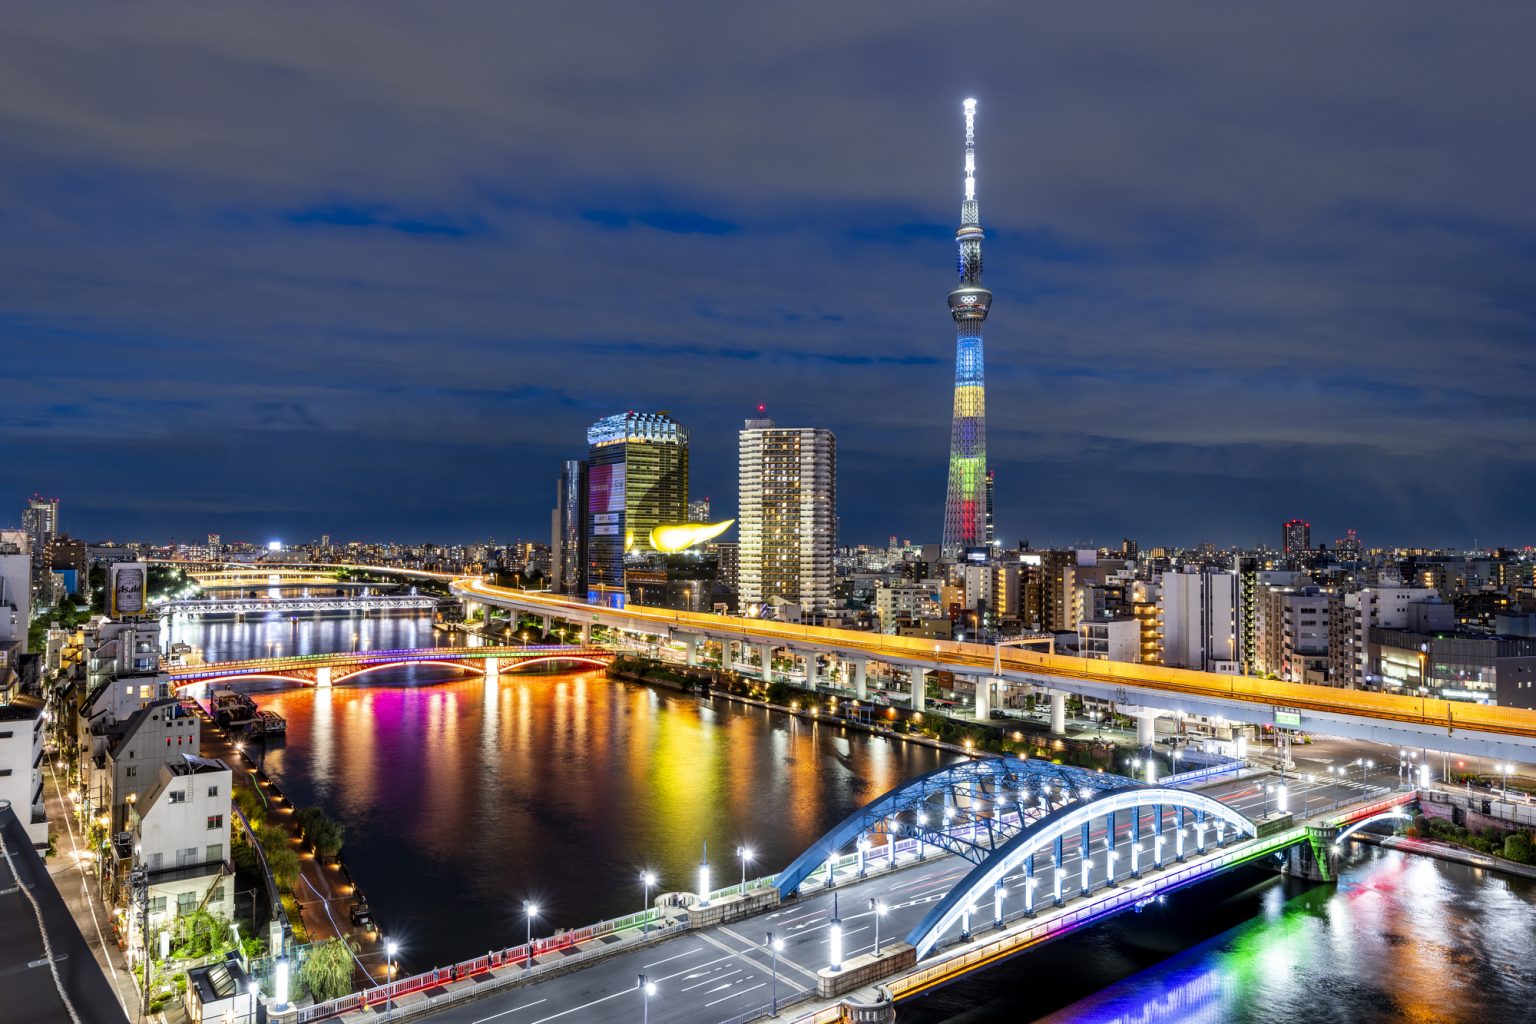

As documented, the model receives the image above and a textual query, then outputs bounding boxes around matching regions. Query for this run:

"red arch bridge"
[166,645,616,689]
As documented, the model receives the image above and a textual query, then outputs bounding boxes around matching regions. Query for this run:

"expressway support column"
[683,634,701,668]
[850,658,868,700]
[484,657,500,684]
[1049,691,1067,736]
[973,676,991,720]
[911,669,927,713]
[1122,707,1165,752]
[541,615,552,637]
[758,645,773,683]
[315,666,332,688]
[579,622,592,644]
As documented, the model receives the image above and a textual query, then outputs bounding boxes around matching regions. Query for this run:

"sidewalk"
[41,757,141,1019]
[1353,832,1536,882]
[199,718,384,983]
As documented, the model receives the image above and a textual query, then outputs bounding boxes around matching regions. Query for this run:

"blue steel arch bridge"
[777,756,1259,961]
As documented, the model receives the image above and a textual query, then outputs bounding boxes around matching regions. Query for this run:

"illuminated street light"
[738,845,755,895]
[638,974,657,1024]
[870,898,888,955]
[640,871,657,936]
[766,933,784,1015]
[523,902,539,965]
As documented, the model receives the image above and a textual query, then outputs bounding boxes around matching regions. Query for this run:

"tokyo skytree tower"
[941,98,992,558]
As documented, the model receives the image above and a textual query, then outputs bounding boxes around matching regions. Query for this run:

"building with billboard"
[585,412,689,606]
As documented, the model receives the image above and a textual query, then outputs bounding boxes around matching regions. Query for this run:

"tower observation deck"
[942,98,992,558]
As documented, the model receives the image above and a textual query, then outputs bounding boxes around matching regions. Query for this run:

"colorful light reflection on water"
[899,847,1536,1024]
[248,669,951,966]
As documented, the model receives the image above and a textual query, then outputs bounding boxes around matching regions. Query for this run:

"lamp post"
[638,974,656,1024]
[640,872,657,936]
[1360,758,1374,788]
[1500,764,1513,800]
[384,940,398,1017]
[738,846,754,896]
[828,893,843,973]
[523,902,538,967]
[870,898,887,955]
[766,933,784,1015]
[1302,774,1313,818]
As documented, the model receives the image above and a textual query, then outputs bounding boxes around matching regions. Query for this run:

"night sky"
[5,5,1534,549]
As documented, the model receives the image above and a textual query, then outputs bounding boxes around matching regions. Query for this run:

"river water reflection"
[248,669,950,965]
[171,612,1536,1016]
[898,846,1536,1024]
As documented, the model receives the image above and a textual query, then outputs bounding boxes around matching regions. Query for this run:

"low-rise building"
[0,695,47,847]
[110,755,233,957]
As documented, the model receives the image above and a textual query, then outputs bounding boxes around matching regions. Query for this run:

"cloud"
[1,2,1534,546]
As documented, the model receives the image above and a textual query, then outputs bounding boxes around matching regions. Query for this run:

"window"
[149,896,167,914]
[0,731,11,739]
[0,769,10,777]
[126,766,137,778]
[207,785,219,798]
[176,891,197,916]
[206,815,223,831]
[206,843,222,863]
[210,885,225,904]
[146,852,163,871]
[169,789,186,804]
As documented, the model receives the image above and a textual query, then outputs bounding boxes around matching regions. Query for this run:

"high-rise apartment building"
[21,495,58,603]
[551,460,588,596]
[984,469,997,550]
[738,416,836,616]
[1158,568,1243,672]
[1282,519,1311,558]
[941,99,991,558]
[688,498,711,523]
[585,413,689,604]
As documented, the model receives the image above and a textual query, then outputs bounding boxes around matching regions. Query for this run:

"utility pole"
[130,862,150,1024]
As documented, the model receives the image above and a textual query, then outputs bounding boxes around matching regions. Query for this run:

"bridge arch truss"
[1334,807,1414,847]
[906,785,1256,960]
[775,757,1132,899]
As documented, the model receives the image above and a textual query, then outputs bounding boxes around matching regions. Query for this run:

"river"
[169,611,1536,1021]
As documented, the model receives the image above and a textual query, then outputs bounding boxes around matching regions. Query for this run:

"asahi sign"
[110,562,148,617]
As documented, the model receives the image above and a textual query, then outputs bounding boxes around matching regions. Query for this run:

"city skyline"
[5,6,1536,547]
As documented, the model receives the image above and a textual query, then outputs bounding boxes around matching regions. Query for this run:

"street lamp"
[640,872,657,936]
[638,974,656,1024]
[1500,764,1513,800]
[869,898,887,956]
[766,933,784,1016]
[247,981,260,1024]
[1302,774,1314,817]
[523,902,538,965]
[738,846,755,895]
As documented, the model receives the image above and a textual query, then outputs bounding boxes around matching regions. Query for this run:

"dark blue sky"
[4,4,1534,549]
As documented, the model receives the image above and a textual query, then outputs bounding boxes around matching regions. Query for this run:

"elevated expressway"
[157,593,439,617]
[453,578,1536,763]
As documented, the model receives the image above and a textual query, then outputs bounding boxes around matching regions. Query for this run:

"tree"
[295,806,327,838]
[267,847,301,891]
[1503,831,1533,864]
[258,824,290,856]
[311,819,345,860]
[300,937,359,1003]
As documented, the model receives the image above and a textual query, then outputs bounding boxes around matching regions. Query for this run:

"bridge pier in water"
[316,666,332,688]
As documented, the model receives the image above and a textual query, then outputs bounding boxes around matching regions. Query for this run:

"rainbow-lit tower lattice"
[941,98,992,558]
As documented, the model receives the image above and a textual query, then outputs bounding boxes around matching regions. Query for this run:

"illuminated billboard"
[110,562,147,617]
[589,463,625,515]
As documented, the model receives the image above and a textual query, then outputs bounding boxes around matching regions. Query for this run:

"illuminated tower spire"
[942,98,992,558]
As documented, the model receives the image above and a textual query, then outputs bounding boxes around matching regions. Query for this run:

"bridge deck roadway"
[397,769,1398,1024]
[452,580,1536,762]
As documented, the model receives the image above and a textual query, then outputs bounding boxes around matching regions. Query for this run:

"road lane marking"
[641,946,704,968]
[470,998,547,1023]
[682,969,742,992]
[706,982,766,1007]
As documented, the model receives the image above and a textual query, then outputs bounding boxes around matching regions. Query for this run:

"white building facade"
[737,418,836,616]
